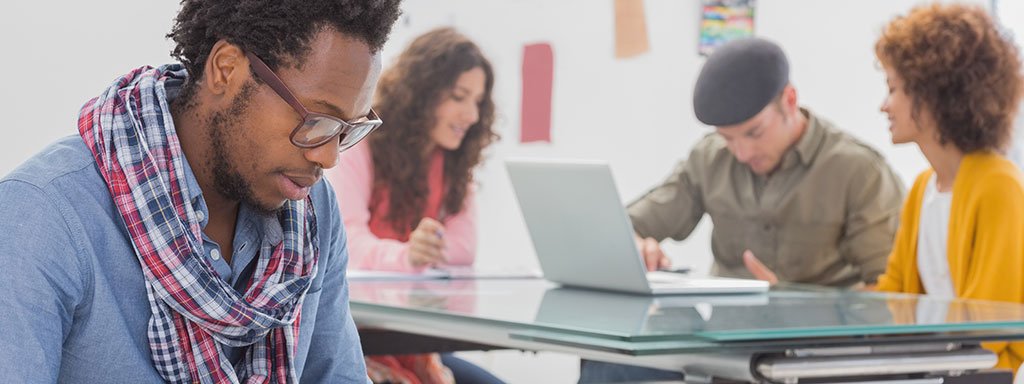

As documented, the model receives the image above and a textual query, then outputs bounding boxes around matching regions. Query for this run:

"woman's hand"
[409,217,447,268]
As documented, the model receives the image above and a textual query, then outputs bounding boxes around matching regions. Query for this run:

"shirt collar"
[178,149,211,228]
[791,107,825,167]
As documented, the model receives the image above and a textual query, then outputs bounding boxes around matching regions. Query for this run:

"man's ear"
[781,84,798,114]
[201,40,252,99]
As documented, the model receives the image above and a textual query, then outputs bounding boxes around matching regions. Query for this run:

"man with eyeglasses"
[580,37,907,383]
[0,1,399,383]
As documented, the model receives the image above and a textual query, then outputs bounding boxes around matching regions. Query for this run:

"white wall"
[1,0,1008,273]
[0,2,181,176]
[0,1,1012,382]
[996,0,1024,167]
[392,0,984,278]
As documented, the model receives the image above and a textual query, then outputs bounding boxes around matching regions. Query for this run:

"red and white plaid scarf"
[78,64,318,384]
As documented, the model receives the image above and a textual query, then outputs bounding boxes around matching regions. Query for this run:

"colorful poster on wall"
[699,0,756,56]
[614,0,650,58]
[521,43,553,143]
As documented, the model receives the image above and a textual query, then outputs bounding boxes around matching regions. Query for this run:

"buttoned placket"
[191,196,233,282]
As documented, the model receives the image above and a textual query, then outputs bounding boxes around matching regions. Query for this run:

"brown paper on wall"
[615,0,650,58]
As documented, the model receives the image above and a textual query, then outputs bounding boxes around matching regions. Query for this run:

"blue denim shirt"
[0,135,369,383]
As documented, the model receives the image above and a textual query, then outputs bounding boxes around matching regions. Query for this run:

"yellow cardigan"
[876,152,1024,371]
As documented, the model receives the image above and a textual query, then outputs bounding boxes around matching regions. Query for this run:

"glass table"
[349,278,1024,383]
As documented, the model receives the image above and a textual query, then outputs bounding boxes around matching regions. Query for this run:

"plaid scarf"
[78,64,319,384]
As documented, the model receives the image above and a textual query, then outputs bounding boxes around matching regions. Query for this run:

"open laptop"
[506,159,769,295]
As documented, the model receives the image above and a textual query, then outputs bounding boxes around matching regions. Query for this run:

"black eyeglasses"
[246,52,382,151]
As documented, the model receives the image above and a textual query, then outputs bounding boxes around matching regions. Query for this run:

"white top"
[916,173,955,298]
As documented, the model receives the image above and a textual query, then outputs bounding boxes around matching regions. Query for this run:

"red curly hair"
[875,3,1023,153]
[368,28,498,234]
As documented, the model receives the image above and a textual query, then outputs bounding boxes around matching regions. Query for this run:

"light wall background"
[1,1,1020,382]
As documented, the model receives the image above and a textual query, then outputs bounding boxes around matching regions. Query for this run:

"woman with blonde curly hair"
[874,3,1024,373]
[326,27,503,383]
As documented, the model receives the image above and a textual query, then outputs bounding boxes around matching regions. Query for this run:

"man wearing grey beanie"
[580,37,906,383]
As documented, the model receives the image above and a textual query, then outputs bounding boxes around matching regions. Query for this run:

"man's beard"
[207,82,281,217]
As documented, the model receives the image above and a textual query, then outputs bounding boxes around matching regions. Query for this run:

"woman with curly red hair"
[326,27,503,384]
[874,3,1024,373]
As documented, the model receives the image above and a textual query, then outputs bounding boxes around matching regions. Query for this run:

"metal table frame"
[353,303,1018,383]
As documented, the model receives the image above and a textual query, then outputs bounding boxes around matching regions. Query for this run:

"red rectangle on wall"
[521,43,553,143]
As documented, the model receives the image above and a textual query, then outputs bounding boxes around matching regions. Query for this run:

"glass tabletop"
[506,328,1024,355]
[348,278,1024,343]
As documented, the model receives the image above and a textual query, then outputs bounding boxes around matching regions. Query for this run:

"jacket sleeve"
[327,144,419,273]
[961,172,1024,301]
[439,184,477,267]
[963,172,1024,372]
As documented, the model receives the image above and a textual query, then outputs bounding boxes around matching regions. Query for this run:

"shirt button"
[210,249,221,260]
[762,224,772,231]
[196,210,206,222]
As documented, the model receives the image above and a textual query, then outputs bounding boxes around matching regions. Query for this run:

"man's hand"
[742,249,779,285]
[409,218,447,268]
[635,235,671,271]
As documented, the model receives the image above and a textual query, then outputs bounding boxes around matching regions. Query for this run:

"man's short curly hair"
[875,3,1023,153]
[167,0,401,99]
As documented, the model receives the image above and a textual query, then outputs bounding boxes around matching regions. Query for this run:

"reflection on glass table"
[349,278,1024,344]
[349,278,1024,383]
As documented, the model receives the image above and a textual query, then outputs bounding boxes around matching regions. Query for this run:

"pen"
[657,266,691,274]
